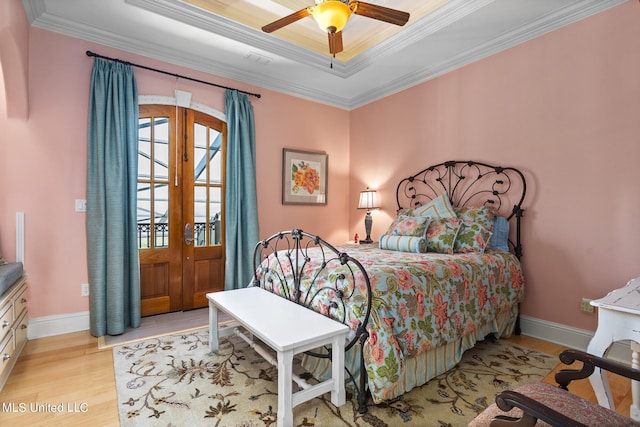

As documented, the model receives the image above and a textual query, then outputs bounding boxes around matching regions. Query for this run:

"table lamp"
[357,188,379,244]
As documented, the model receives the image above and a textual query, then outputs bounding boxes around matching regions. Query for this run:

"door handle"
[184,223,194,245]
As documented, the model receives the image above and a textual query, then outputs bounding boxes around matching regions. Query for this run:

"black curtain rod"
[85,50,261,99]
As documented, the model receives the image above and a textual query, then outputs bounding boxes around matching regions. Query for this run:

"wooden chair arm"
[491,390,588,427]
[555,348,640,389]
[485,349,640,427]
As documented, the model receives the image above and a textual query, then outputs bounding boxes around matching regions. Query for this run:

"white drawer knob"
[2,353,9,361]
[1,321,9,329]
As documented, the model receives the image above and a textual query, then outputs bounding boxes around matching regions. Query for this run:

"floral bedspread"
[253,245,525,402]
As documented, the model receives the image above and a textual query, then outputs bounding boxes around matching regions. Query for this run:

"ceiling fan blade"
[261,8,311,33]
[349,1,410,26]
[328,31,343,55]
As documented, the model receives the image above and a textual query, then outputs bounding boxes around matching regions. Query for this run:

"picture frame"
[282,148,328,205]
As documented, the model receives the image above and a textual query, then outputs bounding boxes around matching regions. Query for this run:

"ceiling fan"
[262,0,410,57]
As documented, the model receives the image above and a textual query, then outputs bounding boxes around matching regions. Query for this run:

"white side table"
[587,277,640,420]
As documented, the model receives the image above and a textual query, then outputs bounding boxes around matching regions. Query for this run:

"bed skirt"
[301,304,519,404]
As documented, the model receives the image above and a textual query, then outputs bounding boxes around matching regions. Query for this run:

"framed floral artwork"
[282,148,328,205]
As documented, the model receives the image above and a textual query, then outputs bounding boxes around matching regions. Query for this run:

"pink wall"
[349,1,640,332]
[3,1,640,333]
[0,28,350,319]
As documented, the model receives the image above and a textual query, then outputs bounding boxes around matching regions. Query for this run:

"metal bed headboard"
[396,160,526,258]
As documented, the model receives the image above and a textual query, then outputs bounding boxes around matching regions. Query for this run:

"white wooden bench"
[207,286,350,427]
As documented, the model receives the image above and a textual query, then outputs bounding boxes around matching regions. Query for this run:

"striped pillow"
[489,216,510,251]
[412,192,456,219]
[379,235,427,253]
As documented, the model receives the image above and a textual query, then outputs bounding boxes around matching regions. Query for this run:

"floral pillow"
[412,192,457,219]
[426,217,462,254]
[454,205,496,232]
[397,207,415,217]
[385,215,430,237]
[454,221,493,253]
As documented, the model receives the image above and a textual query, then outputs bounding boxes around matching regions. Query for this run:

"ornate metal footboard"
[252,229,372,413]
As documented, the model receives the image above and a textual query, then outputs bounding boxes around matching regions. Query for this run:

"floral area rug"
[113,328,557,427]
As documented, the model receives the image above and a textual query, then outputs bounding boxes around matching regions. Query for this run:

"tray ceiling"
[22,0,627,109]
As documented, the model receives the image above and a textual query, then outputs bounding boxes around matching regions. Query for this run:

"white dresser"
[0,276,28,390]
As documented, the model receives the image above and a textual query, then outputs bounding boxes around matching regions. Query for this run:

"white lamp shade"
[358,189,379,210]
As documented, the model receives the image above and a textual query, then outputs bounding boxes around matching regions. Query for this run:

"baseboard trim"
[520,314,632,364]
[28,311,90,339]
[26,312,634,364]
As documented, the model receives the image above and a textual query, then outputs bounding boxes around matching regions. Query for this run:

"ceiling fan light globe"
[310,1,351,33]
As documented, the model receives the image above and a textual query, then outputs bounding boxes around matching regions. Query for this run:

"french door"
[137,104,226,316]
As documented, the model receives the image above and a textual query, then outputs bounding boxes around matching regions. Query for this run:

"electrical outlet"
[75,199,87,212]
[580,298,594,313]
[81,283,90,297]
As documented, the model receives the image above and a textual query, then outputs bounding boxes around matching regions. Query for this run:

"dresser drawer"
[0,330,15,375]
[14,311,28,354]
[0,277,28,391]
[0,304,13,344]
[13,286,28,318]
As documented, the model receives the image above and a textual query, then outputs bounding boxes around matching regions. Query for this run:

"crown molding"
[343,0,496,76]
[126,0,496,79]
[24,0,353,107]
[126,0,351,77]
[20,0,46,23]
[347,0,628,109]
[23,0,628,110]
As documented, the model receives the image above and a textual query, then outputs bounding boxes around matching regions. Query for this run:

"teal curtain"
[224,90,259,290]
[86,58,140,336]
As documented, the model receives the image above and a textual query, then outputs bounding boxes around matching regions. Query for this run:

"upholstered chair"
[469,349,640,426]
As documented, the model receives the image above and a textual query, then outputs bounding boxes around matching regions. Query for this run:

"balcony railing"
[137,221,220,249]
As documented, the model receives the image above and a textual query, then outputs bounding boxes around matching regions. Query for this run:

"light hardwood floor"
[0,332,634,426]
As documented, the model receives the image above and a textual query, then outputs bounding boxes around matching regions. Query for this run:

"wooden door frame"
[138,103,226,316]
[182,109,227,308]
[138,104,184,316]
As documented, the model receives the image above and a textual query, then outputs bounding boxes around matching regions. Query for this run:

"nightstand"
[345,241,378,246]
[587,277,640,421]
